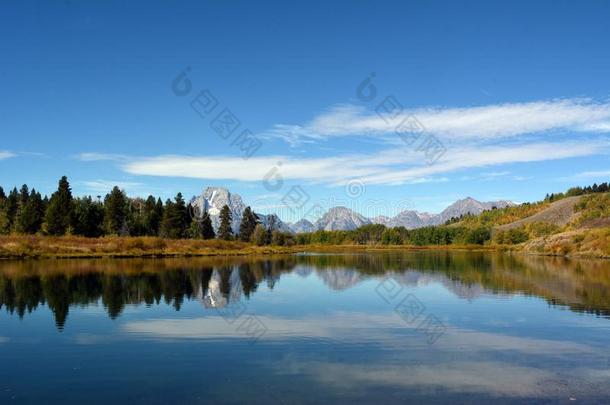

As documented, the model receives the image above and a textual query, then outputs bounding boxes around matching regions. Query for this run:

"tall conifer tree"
[104,186,128,235]
[239,206,258,241]
[218,205,233,240]
[45,176,74,235]
[201,209,215,239]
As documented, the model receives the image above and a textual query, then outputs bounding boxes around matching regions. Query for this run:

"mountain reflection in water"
[1,252,609,329]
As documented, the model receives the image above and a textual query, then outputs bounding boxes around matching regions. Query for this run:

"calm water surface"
[1,252,610,404]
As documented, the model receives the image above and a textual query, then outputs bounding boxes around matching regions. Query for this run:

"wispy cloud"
[265,99,610,144]
[358,141,605,185]
[74,152,129,162]
[80,180,144,194]
[0,151,16,160]
[561,169,610,181]
[100,139,607,186]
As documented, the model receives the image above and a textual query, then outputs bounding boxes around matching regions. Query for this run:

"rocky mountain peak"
[291,219,315,234]
[314,206,371,231]
[191,187,289,234]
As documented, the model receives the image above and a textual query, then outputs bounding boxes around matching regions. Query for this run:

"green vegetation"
[295,224,492,246]
[0,177,608,258]
[0,176,282,243]
[251,224,268,246]
[218,204,233,240]
[575,193,610,223]
[45,176,74,235]
[2,252,609,328]
[238,206,258,242]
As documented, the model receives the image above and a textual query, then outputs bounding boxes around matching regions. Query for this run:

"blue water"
[0,252,609,404]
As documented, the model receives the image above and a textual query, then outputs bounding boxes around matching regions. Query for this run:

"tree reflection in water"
[1,252,609,329]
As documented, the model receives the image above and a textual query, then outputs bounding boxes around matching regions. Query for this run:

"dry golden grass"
[518,227,610,259]
[0,235,297,259]
[1,233,607,260]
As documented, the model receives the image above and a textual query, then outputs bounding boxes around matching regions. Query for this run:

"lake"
[1,251,609,404]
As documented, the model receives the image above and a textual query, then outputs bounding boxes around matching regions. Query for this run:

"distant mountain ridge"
[189,187,514,234]
[321,197,515,232]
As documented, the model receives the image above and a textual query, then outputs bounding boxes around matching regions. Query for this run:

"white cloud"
[358,141,605,185]
[122,313,607,398]
[267,99,610,144]
[76,98,610,188]
[116,139,606,186]
[297,360,593,398]
[80,180,144,194]
[563,170,610,181]
[0,151,16,160]
[75,152,128,162]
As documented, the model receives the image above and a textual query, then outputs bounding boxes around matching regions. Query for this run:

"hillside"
[496,196,581,231]
[482,193,610,258]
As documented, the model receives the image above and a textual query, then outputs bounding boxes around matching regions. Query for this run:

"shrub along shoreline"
[0,234,606,260]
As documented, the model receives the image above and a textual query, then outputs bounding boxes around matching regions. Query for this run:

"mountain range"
[190,187,515,234]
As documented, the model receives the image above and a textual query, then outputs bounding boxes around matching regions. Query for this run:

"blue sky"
[1,0,610,221]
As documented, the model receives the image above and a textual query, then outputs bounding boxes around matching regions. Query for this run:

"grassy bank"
[0,234,607,260]
[0,235,297,259]
[0,235,498,259]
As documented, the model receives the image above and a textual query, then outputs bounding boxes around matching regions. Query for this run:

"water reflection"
[1,252,610,329]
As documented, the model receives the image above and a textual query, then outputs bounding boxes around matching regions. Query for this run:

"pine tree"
[174,193,188,236]
[185,203,202,239]
[16,189,44,234]
[154,198,164,235]
[159,193,188,239]
[201,209,215,239]
[265,215,277,244]
[73,196,105,237]
[104,186,128,235]
[143,195,162,236]
[45,176,74,235]
[159,199,174,238]
[218,204,233,240]
[18,184,29,207]
[14,184,30,233]
[5,187,19,231]
[0,186,7,234]
[238,206,258,241]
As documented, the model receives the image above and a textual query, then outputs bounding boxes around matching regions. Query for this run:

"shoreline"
[0,235,608,260]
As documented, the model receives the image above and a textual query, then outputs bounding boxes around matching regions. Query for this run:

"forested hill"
[295,183,610,258]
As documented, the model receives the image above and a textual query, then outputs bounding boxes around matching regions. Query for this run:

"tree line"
[295,224,492,246]
[1,177,607,247]
[546,182,609,202]
[0,176,293,244]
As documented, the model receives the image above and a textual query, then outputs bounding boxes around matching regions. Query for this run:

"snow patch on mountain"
[191,187,291,234]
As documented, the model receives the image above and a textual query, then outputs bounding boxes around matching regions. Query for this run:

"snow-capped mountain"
[191,187,290,234]
[314,206,371,231]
